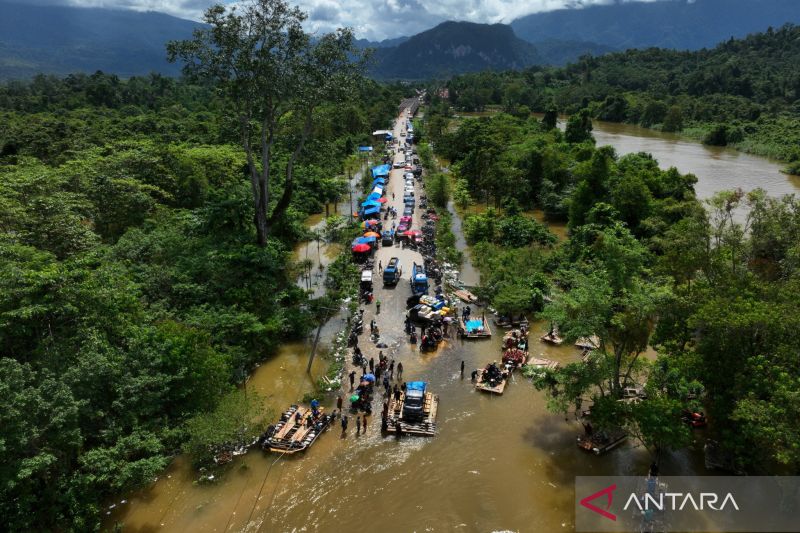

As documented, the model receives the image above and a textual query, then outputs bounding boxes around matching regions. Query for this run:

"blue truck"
[411,262,428,295]
[402,381,427,422]
[383,257,401,285]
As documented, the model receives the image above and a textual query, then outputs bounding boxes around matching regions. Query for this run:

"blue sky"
[22,0,669,40]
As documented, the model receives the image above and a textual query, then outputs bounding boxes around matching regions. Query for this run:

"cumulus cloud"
[20,0,670,40]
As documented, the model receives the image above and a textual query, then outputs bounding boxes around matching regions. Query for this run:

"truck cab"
[383,257,401,285]
[402,381,427,422]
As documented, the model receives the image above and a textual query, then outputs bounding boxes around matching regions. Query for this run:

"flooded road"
[110,109,731,533]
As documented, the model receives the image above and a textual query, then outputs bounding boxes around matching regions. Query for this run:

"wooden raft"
[539,332,563,345]
[459,316,492,339]
[265,406,329,454]
[452,288,478,303]
[474,369,507,395]
[385,391,438,437]
[525,357,560,371]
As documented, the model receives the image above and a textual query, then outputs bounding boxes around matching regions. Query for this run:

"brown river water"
[106,112,798,533]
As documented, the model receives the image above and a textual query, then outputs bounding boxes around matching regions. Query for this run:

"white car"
[393,161,405,169]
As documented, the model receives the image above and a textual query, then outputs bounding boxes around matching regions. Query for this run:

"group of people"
[479,361,507,387]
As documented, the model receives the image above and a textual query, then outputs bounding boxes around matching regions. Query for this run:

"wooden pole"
[306,318,325,374]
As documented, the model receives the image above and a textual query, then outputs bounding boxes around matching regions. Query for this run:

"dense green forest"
[437,24,800,172]
[0,71,406,530]
[425,106,800,474]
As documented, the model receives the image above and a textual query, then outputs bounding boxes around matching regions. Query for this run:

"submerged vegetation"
[428,104,800,470]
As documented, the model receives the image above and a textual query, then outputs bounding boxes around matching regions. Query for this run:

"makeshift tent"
[363,231,380,238]
[363,206,380,217]
[356,236,376,243]
[351,243,370,253]
[361,200,380,207]
[371,164,391,178]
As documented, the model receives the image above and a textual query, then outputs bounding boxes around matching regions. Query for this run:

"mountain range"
[511,0,800,51]
[0,0,798,80]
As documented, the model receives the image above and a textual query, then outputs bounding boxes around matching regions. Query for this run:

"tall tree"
[168,0,363,246]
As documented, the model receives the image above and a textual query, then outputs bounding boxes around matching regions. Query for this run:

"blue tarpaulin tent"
[358,146,373,152]
[372,177,385,184]
[372,164,391,178]
[356,236,376,243]
[363,206,380,217]
[368,192,382,201]
[362,200,380,207]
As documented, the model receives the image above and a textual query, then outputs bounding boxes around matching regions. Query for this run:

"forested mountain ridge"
[511,0,800,51]
[369,21,541,80]
[442,24,800,168]
[0,1,197,79]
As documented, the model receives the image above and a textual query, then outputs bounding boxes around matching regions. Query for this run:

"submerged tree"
[168,0,364,246]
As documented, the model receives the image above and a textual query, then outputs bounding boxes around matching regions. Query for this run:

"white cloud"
[41,0,670,40]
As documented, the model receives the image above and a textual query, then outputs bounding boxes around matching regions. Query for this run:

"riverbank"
[452,109,800,201]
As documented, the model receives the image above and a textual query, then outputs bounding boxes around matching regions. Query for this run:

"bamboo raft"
[494,315,529,329]
[459,315,492,338]
[262,405,331,454]
[385,390,438,437]
[575,335,600,351]
[452,288,478,303]
[524,357,560,371]
[539,331,563,345]
[475,368,509,394]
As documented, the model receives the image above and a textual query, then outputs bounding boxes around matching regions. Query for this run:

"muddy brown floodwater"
[107,109,797,533]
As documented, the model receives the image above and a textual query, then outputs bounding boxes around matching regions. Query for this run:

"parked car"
[403,206,414,216]
[382,230,394,246]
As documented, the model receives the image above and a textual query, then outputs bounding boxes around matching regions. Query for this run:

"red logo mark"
[580,484,617,521]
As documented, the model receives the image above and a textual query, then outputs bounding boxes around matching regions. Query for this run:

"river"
[107,110,796,533]
[589,120,800,200]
